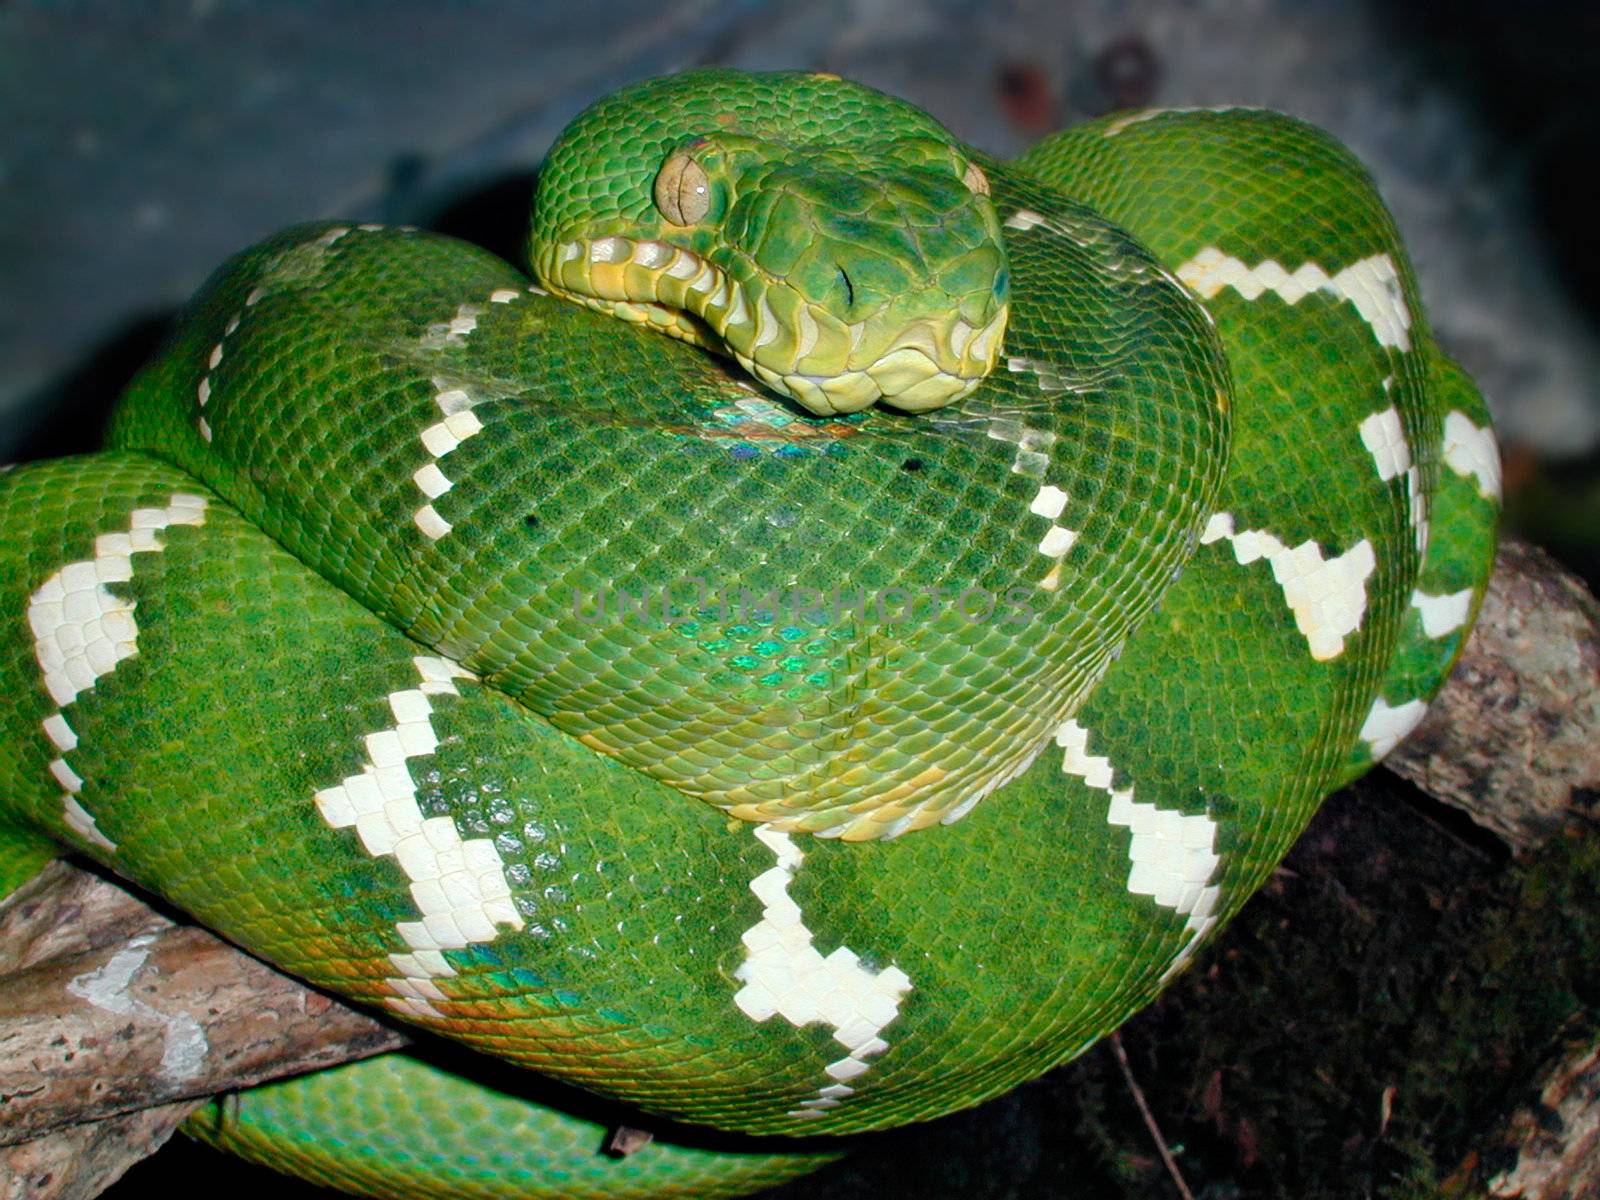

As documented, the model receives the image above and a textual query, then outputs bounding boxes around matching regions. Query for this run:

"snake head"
[531,70,1010,415]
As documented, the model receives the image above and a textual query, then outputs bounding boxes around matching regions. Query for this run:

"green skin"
[530,73,1010,417]
[0,72,1498,1199]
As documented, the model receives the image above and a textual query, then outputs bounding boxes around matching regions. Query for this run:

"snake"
[0,70,1501,1198]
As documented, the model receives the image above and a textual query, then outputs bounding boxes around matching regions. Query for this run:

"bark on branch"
[0,864,406,1195]
[1484,1023,1600,1200]
[1388,539,1600,850]
[1,537,1596,1197]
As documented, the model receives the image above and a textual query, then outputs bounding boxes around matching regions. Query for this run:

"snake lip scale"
[0,67,1499,1198]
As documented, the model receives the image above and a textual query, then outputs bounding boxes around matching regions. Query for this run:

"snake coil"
[0,70,1499,1199]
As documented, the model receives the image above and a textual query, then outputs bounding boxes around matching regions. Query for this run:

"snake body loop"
[0,70,1499,1198]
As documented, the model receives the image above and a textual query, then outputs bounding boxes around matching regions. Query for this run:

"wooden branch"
[0,1100,205,1200]
[0,863,406,1148]
[1,536,1596,1198]
[1388,539,1600,850]
[1481,1024,1600,1199]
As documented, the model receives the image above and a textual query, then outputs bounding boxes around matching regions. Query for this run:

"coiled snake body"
[0,71,1500,1197]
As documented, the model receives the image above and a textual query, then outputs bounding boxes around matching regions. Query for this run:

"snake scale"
[0,71,1500,1197]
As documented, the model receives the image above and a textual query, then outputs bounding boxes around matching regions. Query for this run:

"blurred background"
[4,0,1599,580]
[4,2,1597,1197]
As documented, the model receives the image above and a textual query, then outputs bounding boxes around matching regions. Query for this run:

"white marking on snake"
[983,367,1084,581]
[68,933,209,1083]
[732,825,913,1117]
[1358,405,1427,553]
[1101,105,1255,137]
[312,655,524,1021]
[1200,513,1376,660]
[1359,407,1409,481]
[195,283,258,441]
[1359,695,1429,759]
[412,464,451,499]
[1002,209,1092,247]
[421,303,483,349]
[1005,356,1106,398]
[196,224,360,432]
[1176,247,1412,351]
[410,379,486,540]
[1411,588,1473,638]
[1004,213,1199,327]
[1030,485,1068,520]
[27,493,210,852]
[412,505,451,541]
[1038,525,1078,558]
[1003,209,1049,232]
[1410,470,1429,556]
[1441,411,1502,501]
[1055,720,1221,981]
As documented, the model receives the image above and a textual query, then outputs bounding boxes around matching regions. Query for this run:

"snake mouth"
[539,235,1006,415]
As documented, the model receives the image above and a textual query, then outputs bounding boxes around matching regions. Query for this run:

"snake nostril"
[837,266,855,308]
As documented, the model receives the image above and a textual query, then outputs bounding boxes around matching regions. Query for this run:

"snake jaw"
[734,306,1008,415]
[537,231,1008,416]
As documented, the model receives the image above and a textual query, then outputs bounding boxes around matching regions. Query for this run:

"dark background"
[5,0,1597,571]
[4,2,1596,1197]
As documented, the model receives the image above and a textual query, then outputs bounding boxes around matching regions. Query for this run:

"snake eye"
[961,161,990,197]
[654,151,711,225]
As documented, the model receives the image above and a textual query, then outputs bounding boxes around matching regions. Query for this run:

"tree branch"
[0,864,406,1196]
[1,1101,205,1200]
[1483,1022,1600,1199]
[1388,539,1600,850]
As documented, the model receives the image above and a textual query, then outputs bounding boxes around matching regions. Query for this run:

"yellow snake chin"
[539,233,1009,416]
